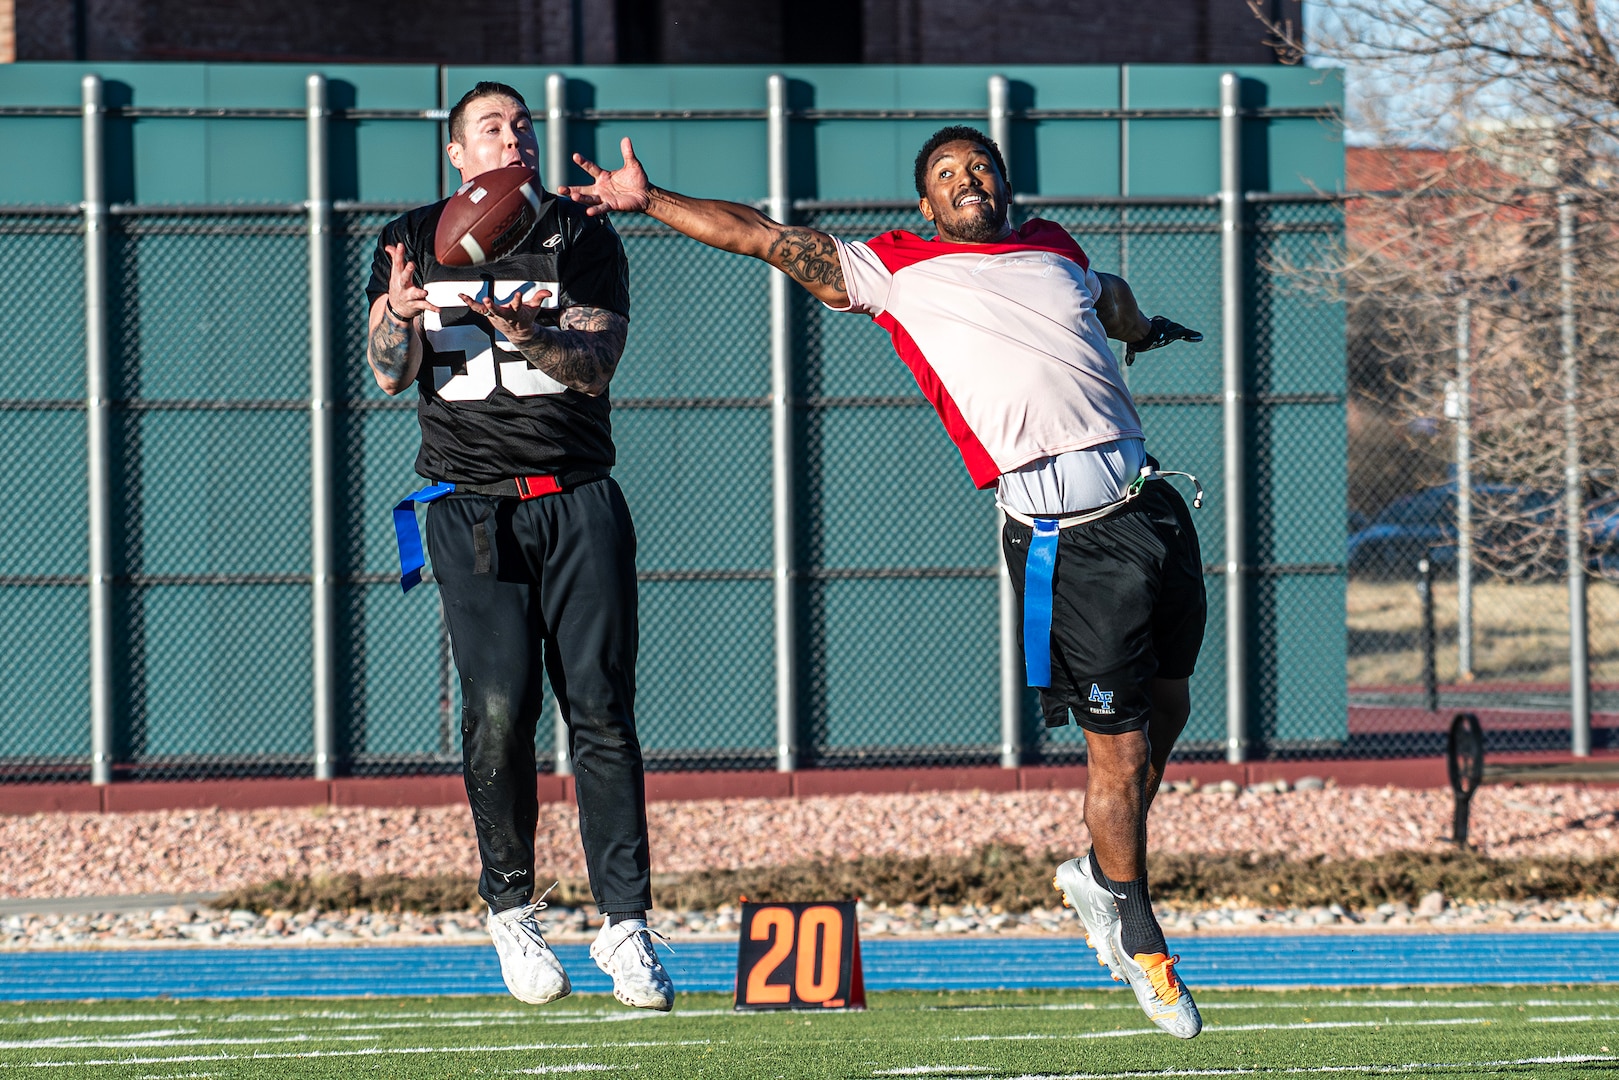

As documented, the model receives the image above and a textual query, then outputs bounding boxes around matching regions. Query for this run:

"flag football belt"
[390,467,611,593]
[1009,468,1203,688]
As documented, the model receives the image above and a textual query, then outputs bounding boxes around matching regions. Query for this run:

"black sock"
[1088,848,1166,957]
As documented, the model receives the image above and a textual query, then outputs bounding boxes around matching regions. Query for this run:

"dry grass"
[211,847,1619,914]
[1347,578,1619,686]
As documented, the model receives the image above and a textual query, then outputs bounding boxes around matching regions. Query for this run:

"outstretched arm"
[560,138,848,307]
[1095,272,1203,365]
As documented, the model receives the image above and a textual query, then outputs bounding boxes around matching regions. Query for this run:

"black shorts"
[1002,481,1206,735]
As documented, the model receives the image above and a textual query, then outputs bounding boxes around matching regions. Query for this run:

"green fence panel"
[0,61,1347,779]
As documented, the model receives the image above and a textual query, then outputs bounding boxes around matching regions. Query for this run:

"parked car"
[1346,482,1559,580]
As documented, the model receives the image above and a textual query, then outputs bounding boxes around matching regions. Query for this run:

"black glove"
[1125,315,1203,366]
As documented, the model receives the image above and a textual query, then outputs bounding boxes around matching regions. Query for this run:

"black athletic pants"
[425,478,651,916]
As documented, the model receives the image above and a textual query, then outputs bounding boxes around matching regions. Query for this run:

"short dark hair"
[449,81,530,145]
[913,126,1008,198]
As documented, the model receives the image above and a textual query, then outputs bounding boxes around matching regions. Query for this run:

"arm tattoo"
[768,228,846,297]
[367,310,415,384]
[515,306,629,396]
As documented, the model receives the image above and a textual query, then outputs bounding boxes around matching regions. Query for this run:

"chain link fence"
[1345,318,1617,760]
[335,209,463,777]
[16,190,1532,781]
[109,212,311,779]
[613,220,776,770]
[0,211,93,781]
[797,207,1001,766]
[1248,199,1354,758]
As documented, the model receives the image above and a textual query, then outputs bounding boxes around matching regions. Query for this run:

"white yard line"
[0,1032,385,1050]
[615,1041,713,1048]
[0,1037,717,1069]
[0,1027,196,1045]
[0,1014,185,1025]
[872,1067,994,1075]
[928,997,1619,1013]
[509,1066,636,1075]
[305,1018,632,1032]
[1210,1019,1492,1033]
[296,1009,594,1020]
[954,1017,1495,1042]
[990,1055,1619,1079]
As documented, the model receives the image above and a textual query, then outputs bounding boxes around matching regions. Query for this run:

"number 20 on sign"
[733,900,866,1010]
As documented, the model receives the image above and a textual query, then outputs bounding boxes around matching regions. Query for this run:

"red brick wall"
[14,0,615,63]
[9,0,1294,64]
[863,0,1295,64]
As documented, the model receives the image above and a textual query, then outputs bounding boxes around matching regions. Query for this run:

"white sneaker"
[488,901,571,1005]
[1111,924,1202,1039]
[1054,857,1124,982]
[590,919,675,1011]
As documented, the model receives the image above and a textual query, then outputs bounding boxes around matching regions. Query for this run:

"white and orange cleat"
[1111,928,1202,1039]
[1053,858,1124,982]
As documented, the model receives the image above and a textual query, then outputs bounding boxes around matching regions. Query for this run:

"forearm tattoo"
[768,229,846,297]
[516,306,629,396]
[367,310,415,384]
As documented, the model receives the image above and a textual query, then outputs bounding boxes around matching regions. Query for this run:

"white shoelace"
[502,882,559,950]
[603,924,672,968]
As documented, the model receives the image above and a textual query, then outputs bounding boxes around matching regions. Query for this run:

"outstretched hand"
[558,137,653,217]
[458,287,553,345]
[1125,315,1203,366]
[385,242,438,321]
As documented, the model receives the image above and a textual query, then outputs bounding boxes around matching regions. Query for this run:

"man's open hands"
[558,137,653,217]
[458,288,554,344]
[385,242,438,323]
[1125,315,1203,366]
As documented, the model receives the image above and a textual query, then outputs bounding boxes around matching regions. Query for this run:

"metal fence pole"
[83,73,115,787]
[996,511,1021,768]
[546,71,574,778]
[768,73,799,773]
[307,74,339,782]
[1559,190,1591,757]
[987,73,1021,769]
[1219,72,1248,765]
[1418,556,1437,713]
[1455,296,1473,680]
[987,74,1011,179]
[545,72,568,194]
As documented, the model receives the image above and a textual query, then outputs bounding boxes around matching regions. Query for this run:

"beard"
[941,199,1009,243]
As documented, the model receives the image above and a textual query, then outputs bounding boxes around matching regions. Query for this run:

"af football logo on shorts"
[1087,683,1115,716]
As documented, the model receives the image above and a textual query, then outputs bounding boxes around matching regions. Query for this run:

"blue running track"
[0,934,1615,1001]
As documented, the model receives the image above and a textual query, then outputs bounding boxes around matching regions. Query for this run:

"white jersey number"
[422,279,567,401]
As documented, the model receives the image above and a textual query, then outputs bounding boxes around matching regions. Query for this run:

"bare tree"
[1258,0,1619,579]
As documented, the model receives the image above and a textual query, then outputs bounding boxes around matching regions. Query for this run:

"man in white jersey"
[563,126,1205,1039]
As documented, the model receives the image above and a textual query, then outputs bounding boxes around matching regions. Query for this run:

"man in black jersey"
[364,81,671,1012]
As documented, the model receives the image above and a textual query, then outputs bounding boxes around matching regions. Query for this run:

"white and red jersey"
[830,218,1142,489]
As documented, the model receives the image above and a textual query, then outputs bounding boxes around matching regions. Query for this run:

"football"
[434,165,543,267]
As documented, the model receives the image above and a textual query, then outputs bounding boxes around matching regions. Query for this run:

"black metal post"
[1447,712,1485,850]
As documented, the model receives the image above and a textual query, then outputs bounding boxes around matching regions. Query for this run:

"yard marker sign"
[733,900,866,1010]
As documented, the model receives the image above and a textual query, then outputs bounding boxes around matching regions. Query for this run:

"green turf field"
[0,988,1612,1079]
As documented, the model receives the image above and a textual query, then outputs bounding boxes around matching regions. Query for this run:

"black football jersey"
[365,191,631,485]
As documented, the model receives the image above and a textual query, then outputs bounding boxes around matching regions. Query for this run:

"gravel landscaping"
[1,779,1615,949]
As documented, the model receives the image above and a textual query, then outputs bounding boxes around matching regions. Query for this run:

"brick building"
[1,0,1300,65]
